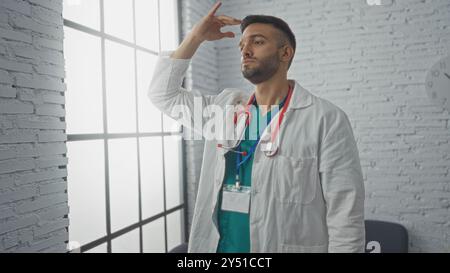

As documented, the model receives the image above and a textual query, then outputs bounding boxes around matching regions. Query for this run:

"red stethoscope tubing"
[235,85,294,144]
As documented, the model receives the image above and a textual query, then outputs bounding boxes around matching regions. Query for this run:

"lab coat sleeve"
[319,108,365,253]
[148,51,217,134]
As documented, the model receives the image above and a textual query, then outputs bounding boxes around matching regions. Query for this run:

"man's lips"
[242,59,256,64]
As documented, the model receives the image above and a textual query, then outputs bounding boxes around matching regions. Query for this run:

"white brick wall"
[0,0,68,253]
[182,0,450,252]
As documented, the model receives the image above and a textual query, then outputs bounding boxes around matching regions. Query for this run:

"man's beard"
[241,53,280,84]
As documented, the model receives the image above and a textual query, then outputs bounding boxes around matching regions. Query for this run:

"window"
[63,0,185,253]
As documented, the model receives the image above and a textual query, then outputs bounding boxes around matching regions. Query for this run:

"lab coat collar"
[255,81,314,156]
[287,80,313,111]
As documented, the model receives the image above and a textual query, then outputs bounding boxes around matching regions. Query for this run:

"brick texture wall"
[0,0,68,253]
[183,0,450,252]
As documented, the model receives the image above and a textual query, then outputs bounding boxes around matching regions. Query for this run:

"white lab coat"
[148,53,365,253]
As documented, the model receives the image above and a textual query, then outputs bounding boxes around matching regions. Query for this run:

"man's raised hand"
[191,2,241,42]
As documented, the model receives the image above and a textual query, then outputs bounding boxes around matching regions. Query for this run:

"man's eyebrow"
[238,34,268,47]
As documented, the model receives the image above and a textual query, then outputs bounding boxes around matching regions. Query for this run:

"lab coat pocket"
[274,155,318,204]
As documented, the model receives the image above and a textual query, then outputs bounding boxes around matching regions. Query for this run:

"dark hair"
[240,15,296,68]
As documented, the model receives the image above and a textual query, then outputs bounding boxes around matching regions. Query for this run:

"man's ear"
[280,45,294,64]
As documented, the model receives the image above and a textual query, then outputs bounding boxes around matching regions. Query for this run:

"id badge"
[221,184,251,214]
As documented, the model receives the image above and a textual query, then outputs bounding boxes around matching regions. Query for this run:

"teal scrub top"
[216,98,287,253]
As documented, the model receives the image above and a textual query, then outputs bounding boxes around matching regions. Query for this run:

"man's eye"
[254,40,264,45]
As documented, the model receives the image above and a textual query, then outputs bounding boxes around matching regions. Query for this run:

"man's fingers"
[213,17,239,28]
[221,31,235,39]
[217,15,242,25]
[208,2,222,17]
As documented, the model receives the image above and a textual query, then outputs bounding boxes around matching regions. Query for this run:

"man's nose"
[241,45,252,59]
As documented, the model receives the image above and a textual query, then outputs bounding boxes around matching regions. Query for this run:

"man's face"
[239,23,283,84]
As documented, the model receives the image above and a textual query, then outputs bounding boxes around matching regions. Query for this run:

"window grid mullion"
[156,0,169,254]
[131,0,144,254]
[98,0,113,254]
[64,0,183,253]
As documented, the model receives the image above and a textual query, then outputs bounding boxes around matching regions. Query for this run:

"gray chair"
[169,242,189,253]
[365,220,409,253]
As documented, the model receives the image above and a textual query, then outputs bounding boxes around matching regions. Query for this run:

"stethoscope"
[217,85,294,158]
